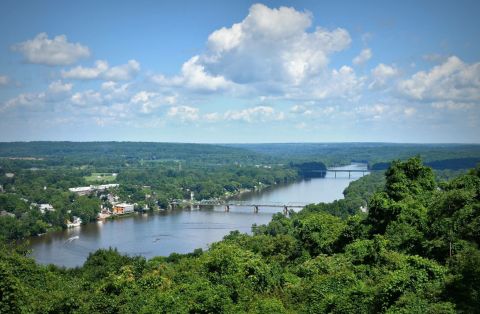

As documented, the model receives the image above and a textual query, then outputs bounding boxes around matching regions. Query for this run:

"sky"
[0,0,479,143]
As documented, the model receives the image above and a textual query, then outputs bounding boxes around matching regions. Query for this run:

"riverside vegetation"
[1,157,480,313]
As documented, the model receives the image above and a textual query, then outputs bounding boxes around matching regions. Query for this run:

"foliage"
[1,156,480,313]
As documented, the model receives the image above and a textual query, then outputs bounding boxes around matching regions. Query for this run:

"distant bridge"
[169,199,310,214]
[313,168,370,178]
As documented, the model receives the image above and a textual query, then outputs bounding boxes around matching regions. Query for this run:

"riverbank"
[28,165,368,267]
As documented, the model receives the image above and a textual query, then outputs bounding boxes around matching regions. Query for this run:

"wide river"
[29,164,368,267]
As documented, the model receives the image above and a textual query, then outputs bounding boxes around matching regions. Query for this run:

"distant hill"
[227,143,480,168]
[0,142,266,165]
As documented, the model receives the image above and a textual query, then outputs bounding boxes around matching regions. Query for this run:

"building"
[67,216,82,228]
[69,184,119,196]
[39,204,55,214]
[112,203,134,215]
[69,186,93,196]
[94,184,119,191]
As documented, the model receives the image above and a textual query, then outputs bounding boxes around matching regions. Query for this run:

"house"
[39,204,55,214]
[112,203,134,215]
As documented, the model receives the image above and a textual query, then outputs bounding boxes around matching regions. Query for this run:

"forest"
[1,157,479,313]
[1,141,479,241]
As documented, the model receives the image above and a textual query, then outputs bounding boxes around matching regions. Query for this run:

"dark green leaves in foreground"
[1,158,480,313]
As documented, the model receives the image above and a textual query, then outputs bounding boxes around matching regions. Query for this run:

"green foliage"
[1,156,480,313]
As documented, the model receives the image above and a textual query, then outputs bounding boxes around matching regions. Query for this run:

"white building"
[69,186,93,195]
[67,216,82,228]
[69,184,119,195]
[39,204,55,214]
[95,184,119,191]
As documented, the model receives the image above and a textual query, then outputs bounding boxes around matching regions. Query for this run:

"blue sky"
[0,0,479,143]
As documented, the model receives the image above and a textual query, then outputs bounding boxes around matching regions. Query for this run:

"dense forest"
[229,143,480,167]
[1,157,479,313]
[1,141,479,241]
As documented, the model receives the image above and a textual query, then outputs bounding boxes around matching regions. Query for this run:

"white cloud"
[12,33,90,66]
[154,3,352,96]
[355,103,388,120]
[153,56,232,92]
[369,63,398,89]
[1,93,45,112]
[203,112,221,122]
[431,101,474,110]
[130,91,175,114]
[352,48,372,66]
[71,90,102,106]
[309,65,364,100]
[167,106,200,122]
[104,60,140,81]
[62,59,140,81]
[398,56,480,102]
[403,107,417,116]
[224,106,284,122]
[101,81,131,101]
[0,75,9,85]
[48,80,72,93]
[290,104,312,115]
[2,81,72,111]
[62,60,108,80]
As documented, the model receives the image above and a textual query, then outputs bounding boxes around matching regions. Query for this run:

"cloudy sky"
[0,0,479,143]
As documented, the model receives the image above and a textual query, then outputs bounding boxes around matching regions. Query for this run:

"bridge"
[168,199,310,214]
[314,168,370,178]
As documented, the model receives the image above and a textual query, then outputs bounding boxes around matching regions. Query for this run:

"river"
[29,164,368,267]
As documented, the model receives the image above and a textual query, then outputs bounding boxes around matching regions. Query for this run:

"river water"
[29,164,368,267]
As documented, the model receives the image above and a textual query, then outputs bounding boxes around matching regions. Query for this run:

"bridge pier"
[283,206,288,215]
[224,205,230,212]
[254,205,259,213]
[349,170,351,179]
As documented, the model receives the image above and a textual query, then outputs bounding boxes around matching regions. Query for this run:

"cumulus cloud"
[369,63,398,89]
[224,106,284,122]
[2,81,73,111]
[0,75,9,85]
[308,65,364,100]
[12,33,90,66]
[355,103,388,120]
[71,90,102,106]
[130,91,176,114]
[48,80,72,94]
[398,56,480,102]
[62,60,108,80]
[167,105,200,122]
[62,59,140,81]
[431,101,474,110]
[1,92,46,112]
[290,104,312,115]
[104,60,140,81]
[153,56,232,92]
[352,48,372,66]
[154,3,352,98]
